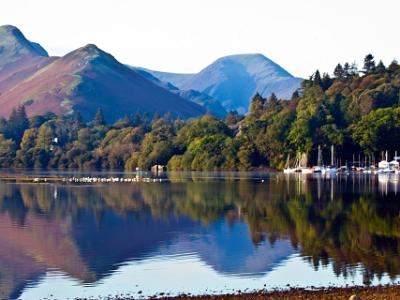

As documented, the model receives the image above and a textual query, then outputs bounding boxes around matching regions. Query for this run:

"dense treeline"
[0,54,400,170]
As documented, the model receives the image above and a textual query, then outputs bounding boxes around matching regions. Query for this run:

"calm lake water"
[0,171,400,299]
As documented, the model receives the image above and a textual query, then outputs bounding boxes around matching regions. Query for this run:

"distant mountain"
[143,54,302,114]
[0,25,48,68]
[0,25,206,121]
[135,68,227,117]
[0,25,54,95]
[0,25,300,120]
[142,69,194,88]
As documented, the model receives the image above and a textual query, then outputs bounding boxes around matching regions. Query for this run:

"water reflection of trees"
[0,175,400,283]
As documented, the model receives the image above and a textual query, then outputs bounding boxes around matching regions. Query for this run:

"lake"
[0,171,400,299]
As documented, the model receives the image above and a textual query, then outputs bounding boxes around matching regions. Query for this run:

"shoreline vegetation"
[0,54,399,172]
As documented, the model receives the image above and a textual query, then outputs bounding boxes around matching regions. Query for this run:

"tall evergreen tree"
[347,62,358,76]
[376,60,386,74]
[321,73,332,90]
[7,105,29,144]
[343,62,351,78]
[313,70,322,87]
[333,64,345,79]
[363,54,376,74]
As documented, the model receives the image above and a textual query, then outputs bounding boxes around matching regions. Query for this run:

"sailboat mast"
[317,145,322,166]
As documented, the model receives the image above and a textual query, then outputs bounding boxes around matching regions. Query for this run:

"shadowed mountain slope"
[135,68,227,117]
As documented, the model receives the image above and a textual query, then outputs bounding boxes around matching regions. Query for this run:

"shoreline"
[79,285,400,300]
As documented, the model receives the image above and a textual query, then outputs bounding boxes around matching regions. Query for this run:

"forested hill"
[0,54,399,170]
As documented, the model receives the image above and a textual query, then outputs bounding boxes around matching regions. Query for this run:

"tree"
[0,134,16,167]
[180,134,230,170]
[313,70,322,87]
[291,90,300,100]
[343,62,350,77]
[321,73,332,90]
[36,124,54,153]
[267,93,278,108]
[376,60,386,74]
[237,141,257,171]
[249,93,266,115]
[224,111,242,126]
[94,108,106,126]
[334,64,345,79]
[349,62,359,76]
[352,107,400,154]
[7,105,29,144]
[388,59,399,72]
[16,128,38,167]
[363,54,375,74]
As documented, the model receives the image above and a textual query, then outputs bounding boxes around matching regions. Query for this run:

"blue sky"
[3,0,399,77]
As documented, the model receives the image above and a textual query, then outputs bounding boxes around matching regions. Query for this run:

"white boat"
[339,166,350,173]
[301,168,313,174]
[321,146,338,174]
[298,153,313,174]
[322,166,338,174]
[313,146,323,173]
[283,154,296,173]
[313,166,322,173]
[377,151,398,173]
[284,153,311,174]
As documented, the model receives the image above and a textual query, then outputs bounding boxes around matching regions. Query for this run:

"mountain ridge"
[0,32,206,121]
[0,25,301,119]
[0,25,48,68]
[134,68,227,117]
[142,53,302,113]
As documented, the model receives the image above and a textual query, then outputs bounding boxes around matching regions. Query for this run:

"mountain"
[0,26,206,121]
[0,25,48,69]
[135,68,227,117]
[143,54,302,114]
[0,25,54,95]
[142,69,194,88]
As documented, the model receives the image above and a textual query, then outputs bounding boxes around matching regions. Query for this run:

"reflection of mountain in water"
[0,181,296,299]
[0,175,400,298]
[0,213,93,299]
[161,220,294,276]
[71,209,199,280]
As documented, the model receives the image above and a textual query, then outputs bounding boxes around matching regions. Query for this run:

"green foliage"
[0,54,398,170]
[0,134,16,167]
[352,108,400,154]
